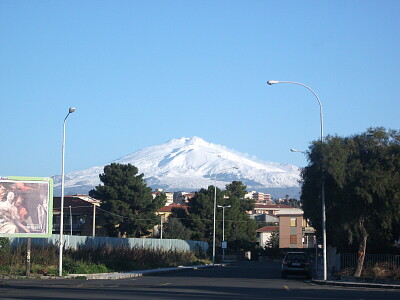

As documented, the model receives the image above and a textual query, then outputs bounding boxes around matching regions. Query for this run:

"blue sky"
[1,0,399,177]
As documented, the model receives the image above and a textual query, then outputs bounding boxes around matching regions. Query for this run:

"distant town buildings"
[152,189,174,206]
[52,188,313,250]
[173,191,196,204]
[244,191,272,204]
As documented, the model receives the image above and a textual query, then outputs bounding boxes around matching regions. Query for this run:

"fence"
[9,234,209,254]
[340,253,400,271]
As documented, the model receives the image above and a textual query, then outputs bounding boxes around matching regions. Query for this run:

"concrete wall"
[9,234,209,254]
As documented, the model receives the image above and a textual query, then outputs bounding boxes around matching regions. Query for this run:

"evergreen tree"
[89,163,166,237]
[301,127,400,277]
[224,181,257,251]
[185,186,216,241]
[265,229,279,248]
[163,218,192,240]
[174,181,257,251]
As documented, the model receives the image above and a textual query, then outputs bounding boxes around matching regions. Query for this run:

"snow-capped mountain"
[53,137,301,198]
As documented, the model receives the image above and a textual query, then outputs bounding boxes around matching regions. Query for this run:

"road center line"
[158,283,172,286]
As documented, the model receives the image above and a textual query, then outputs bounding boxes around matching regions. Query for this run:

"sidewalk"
[65,264,223,280]
[311,263,400,289]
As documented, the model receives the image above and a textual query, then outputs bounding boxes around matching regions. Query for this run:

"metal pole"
[92,204,96,237]
[59,107,75,277]
[218,205,231,262]
[213,177,217,264]
[222,206,225,261]
[267,81,327,280]
[212,167,238,265]
[160,214,164,239]
[26,237,31,276]
[69,206,72,236]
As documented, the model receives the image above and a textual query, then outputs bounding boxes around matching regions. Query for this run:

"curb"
[66,264,225,280]
[311,279,400,289]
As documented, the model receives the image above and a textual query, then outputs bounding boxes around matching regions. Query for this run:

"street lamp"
[217,205,231,262]
[267,80,327,281]
[59,107,76,277]
[212,166,238,264]
[290,148,305,153]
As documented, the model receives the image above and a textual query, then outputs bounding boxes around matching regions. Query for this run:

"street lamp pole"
[160,213,165,239]
[267,80,327,281]
[59,107,76,277]
[212,166,238,264]
[217,205,231,262]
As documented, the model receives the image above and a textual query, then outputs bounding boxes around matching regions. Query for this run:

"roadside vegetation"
[0,238,208,277]
[339,264,400,281]
[301,127,400,277]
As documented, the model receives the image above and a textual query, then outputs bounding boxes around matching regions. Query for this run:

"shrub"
[0,242,201,276]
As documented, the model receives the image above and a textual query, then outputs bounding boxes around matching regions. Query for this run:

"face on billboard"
[0,178,52,237]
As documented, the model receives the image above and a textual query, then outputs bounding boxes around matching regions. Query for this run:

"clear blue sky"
[1,0,399,177]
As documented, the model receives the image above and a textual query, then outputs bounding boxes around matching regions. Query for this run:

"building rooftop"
[256,225,279,233]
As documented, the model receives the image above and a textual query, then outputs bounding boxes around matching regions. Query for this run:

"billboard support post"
[26,237,31,276]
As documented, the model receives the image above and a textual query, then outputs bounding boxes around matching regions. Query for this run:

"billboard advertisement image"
[0,177,53,237]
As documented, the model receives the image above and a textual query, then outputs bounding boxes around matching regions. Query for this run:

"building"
[156,204,188,220]
[256,225,279,247]
[52,195,106,236]
[253,204,316,248]
[152,189,174,206]
[251,204,303,216]
[278,214,316,248]
[173,192,196,204]
[244,191,272,204]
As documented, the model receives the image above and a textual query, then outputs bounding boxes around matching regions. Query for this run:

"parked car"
[282,252,312,279]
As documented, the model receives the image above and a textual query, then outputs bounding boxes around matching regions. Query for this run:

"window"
[290,218,297,227]
[290,235,297,244]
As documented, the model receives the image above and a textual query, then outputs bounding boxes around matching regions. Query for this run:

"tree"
[89,163,166,237]
[301,127,400,277]
[225,181,247,198]
[163,218,192,240]
[174,181,257,251]
[265,229,279,248]
[224,181,257,251]
[183,186,216,241]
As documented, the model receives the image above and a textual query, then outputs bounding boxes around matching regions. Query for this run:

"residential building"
[152,189,174,206]
[256,225,278,247]
[252,214,279,223]
[173,192,195,204]
[251,204,302,216]
[278,214,304,248]
[253,205,316,248]
[244,191,272,204]
[277,214,315,248]
[52,195,106,236]
[156,204,188,220]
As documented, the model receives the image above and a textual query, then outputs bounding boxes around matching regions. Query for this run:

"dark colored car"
[282,252,312,279]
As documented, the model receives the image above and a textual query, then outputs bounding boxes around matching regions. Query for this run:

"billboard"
[0,176,53,237]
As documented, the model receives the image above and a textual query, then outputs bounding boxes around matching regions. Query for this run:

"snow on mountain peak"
[53,137,301,197]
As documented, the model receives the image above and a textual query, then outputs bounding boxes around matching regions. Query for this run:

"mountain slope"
[53,137,301,197]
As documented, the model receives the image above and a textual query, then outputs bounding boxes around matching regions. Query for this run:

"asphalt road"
[1,261,400,299]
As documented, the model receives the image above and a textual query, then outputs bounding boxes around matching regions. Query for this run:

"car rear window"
[286,253,307,261]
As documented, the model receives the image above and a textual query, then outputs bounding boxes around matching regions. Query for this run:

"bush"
[0,242,202,276]
[0,238,9,253]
